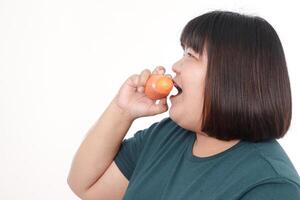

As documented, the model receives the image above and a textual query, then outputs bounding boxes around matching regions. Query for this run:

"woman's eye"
[187,52,193,57]
[183,52,193,58]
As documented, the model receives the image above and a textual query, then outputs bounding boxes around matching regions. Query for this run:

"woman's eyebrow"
[187,48,201,59]
[180,43,199,57]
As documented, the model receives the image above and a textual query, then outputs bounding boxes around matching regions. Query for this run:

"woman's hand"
[112,66,171,120]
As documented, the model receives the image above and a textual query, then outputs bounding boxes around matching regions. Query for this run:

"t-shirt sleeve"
[240,180,300,200]
[113,121,159,181]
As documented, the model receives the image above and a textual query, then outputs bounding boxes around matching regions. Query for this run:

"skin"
[169,46,240,157]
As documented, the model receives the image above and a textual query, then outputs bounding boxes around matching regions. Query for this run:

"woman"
[67,11,300,199]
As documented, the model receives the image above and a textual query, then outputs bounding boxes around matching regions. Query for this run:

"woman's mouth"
[170,81,183,98]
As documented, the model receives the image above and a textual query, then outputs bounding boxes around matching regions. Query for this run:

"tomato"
[144,74,173,100]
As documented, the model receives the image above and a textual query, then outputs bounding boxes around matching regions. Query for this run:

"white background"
[0,0,299,199]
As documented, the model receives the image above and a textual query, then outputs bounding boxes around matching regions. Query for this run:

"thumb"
[153,97,169,114]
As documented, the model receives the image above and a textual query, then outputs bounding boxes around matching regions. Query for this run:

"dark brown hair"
[180,10,292,142]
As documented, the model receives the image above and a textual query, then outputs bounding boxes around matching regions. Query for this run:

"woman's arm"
[67,99,134,198]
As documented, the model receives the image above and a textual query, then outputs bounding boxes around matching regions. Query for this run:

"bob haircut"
[180,10,292,142]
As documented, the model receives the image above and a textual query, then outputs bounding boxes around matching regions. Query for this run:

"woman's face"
[169,46,208,133]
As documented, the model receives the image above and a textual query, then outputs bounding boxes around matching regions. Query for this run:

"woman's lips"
[170,80,183,98]
[173,80,182,94]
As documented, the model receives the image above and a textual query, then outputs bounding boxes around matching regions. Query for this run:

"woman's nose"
[172,60,182,74]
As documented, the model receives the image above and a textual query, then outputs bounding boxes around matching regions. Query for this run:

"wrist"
[110,99,135,123]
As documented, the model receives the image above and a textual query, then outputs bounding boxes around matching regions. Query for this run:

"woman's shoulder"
[239,177,300,200]
[244,139,300,186]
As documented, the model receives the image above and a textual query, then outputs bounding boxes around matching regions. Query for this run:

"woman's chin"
[169,107,181,125]
[169,108,198,133]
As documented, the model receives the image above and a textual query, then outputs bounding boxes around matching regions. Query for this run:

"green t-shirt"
[114,117,300,199]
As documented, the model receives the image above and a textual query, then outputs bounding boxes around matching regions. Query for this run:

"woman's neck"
[192,132,240,157]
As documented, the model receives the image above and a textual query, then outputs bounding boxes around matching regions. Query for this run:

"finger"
[137,69,151,92]
[152,66,166,75]
[137,86,144,93]
[148,99,168,115]
[128,74,139,87]
[139,69,151,86]
[157,97,168,111]
[165,74,173,79]
[158,97,167,106]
